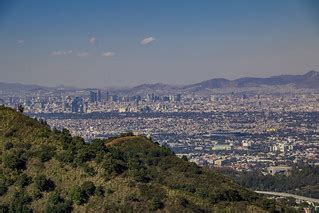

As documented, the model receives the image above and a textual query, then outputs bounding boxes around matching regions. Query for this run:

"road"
[255,191,319,204]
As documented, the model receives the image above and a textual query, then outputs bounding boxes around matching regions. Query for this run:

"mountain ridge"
[1,71,318,94]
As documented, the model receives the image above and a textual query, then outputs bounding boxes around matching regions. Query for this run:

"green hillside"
[0,106,292,212]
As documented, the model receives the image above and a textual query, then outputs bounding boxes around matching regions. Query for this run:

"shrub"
[149,197,164,210]
[95,186,105,197]
[0,205,8,212]
[0,182,8,196]
[83,165,97,176]
[15,143,32,150]
[16,174,32,188]
[181,156,188,161]
[9,191,32,213]
[37,145,56,162]
[45,201,72,213]
[103,159,127,177]
[3,142,13,150]
[81,181,96,196]
[47,191,62,205]
[31,188,42,199]
[3,150,27,171]
[56,151,74,164]
[69,187,88,205]
[45,192,72,213]
[34,175,55,192]
[75,148,96,164]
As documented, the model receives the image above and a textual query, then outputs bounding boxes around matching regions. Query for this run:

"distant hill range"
[1,71,318,94]
[183,70,319,91]
[128,71,319,94]
[0,82,77,93]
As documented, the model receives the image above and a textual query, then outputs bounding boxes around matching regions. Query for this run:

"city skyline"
[1,0,319,87]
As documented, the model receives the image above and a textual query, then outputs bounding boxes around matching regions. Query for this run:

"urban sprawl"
[1,87,318,175]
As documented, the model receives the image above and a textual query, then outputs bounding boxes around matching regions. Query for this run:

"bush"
[81,181,96,196]
[0,183,8,196]
[3,142,13,150]
[149,197,164,210]
[16,174,32,188]
[69,187,88,205]
[82,165,96,176]
[34,175,55,192]
[75,148,96,164]
[47,191,63,205]
[15,143,32,150]
[181,155,188,161]
[3,150,27,171]
[37,145,56,162]
[45,192,72,213]
[69,182,96,205]
[0,205,8,212]
[9,191,32,213]
[56,151,74,164]
[95,186,105,197]
[45,201,72,213]
[103,158,127,177]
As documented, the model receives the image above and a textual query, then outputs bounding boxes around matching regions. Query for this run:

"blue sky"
[0,0,318,87]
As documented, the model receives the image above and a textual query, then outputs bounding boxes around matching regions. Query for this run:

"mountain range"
[127,71,319,94]
[1,71,318,94]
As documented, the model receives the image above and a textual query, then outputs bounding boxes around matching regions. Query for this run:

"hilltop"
[0,106,295,212]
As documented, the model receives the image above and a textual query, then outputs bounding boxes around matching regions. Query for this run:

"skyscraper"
[90,90,102,103]
[89,91,97,103]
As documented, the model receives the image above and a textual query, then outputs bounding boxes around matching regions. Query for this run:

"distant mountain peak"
[304,70,319,78]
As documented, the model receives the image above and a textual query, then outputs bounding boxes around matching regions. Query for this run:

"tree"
[9,191,32,213]
[95,186,105,197]
[37,145,56,162]
[3,142,13,150]
[0,182,8,196]
[16,174,32,188]
[69,187,87,205]
[81,181,96,196]
[18,105,24,113]
[3,151,27,171]
[45,192,72,213]
[149,197,164,210]
[34,175,55,192]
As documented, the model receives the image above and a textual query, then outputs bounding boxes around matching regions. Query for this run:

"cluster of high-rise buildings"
[1,87,319,172]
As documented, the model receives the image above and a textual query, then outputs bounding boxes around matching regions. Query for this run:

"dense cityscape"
[2,86,318,174]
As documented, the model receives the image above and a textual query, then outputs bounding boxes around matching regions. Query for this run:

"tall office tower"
[72,97,84,113]
[97,90,102,102]
[106,92,110,101]
[176,94,182,102]
[89,91,97,103]
[111,95,118,102]
[62,96,66,112]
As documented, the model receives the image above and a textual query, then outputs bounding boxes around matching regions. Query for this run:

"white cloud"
[102,52,115,58]
[140,37,155,45]
[89,37,96,44]
[77,52,89,57]
[17,40,24,44]
[51,50,73,56]
[51,50,67,56]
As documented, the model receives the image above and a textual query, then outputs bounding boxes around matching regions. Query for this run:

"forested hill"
[0,106,293,212]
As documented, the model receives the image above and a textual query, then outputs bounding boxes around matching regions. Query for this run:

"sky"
[0,0,319,88]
